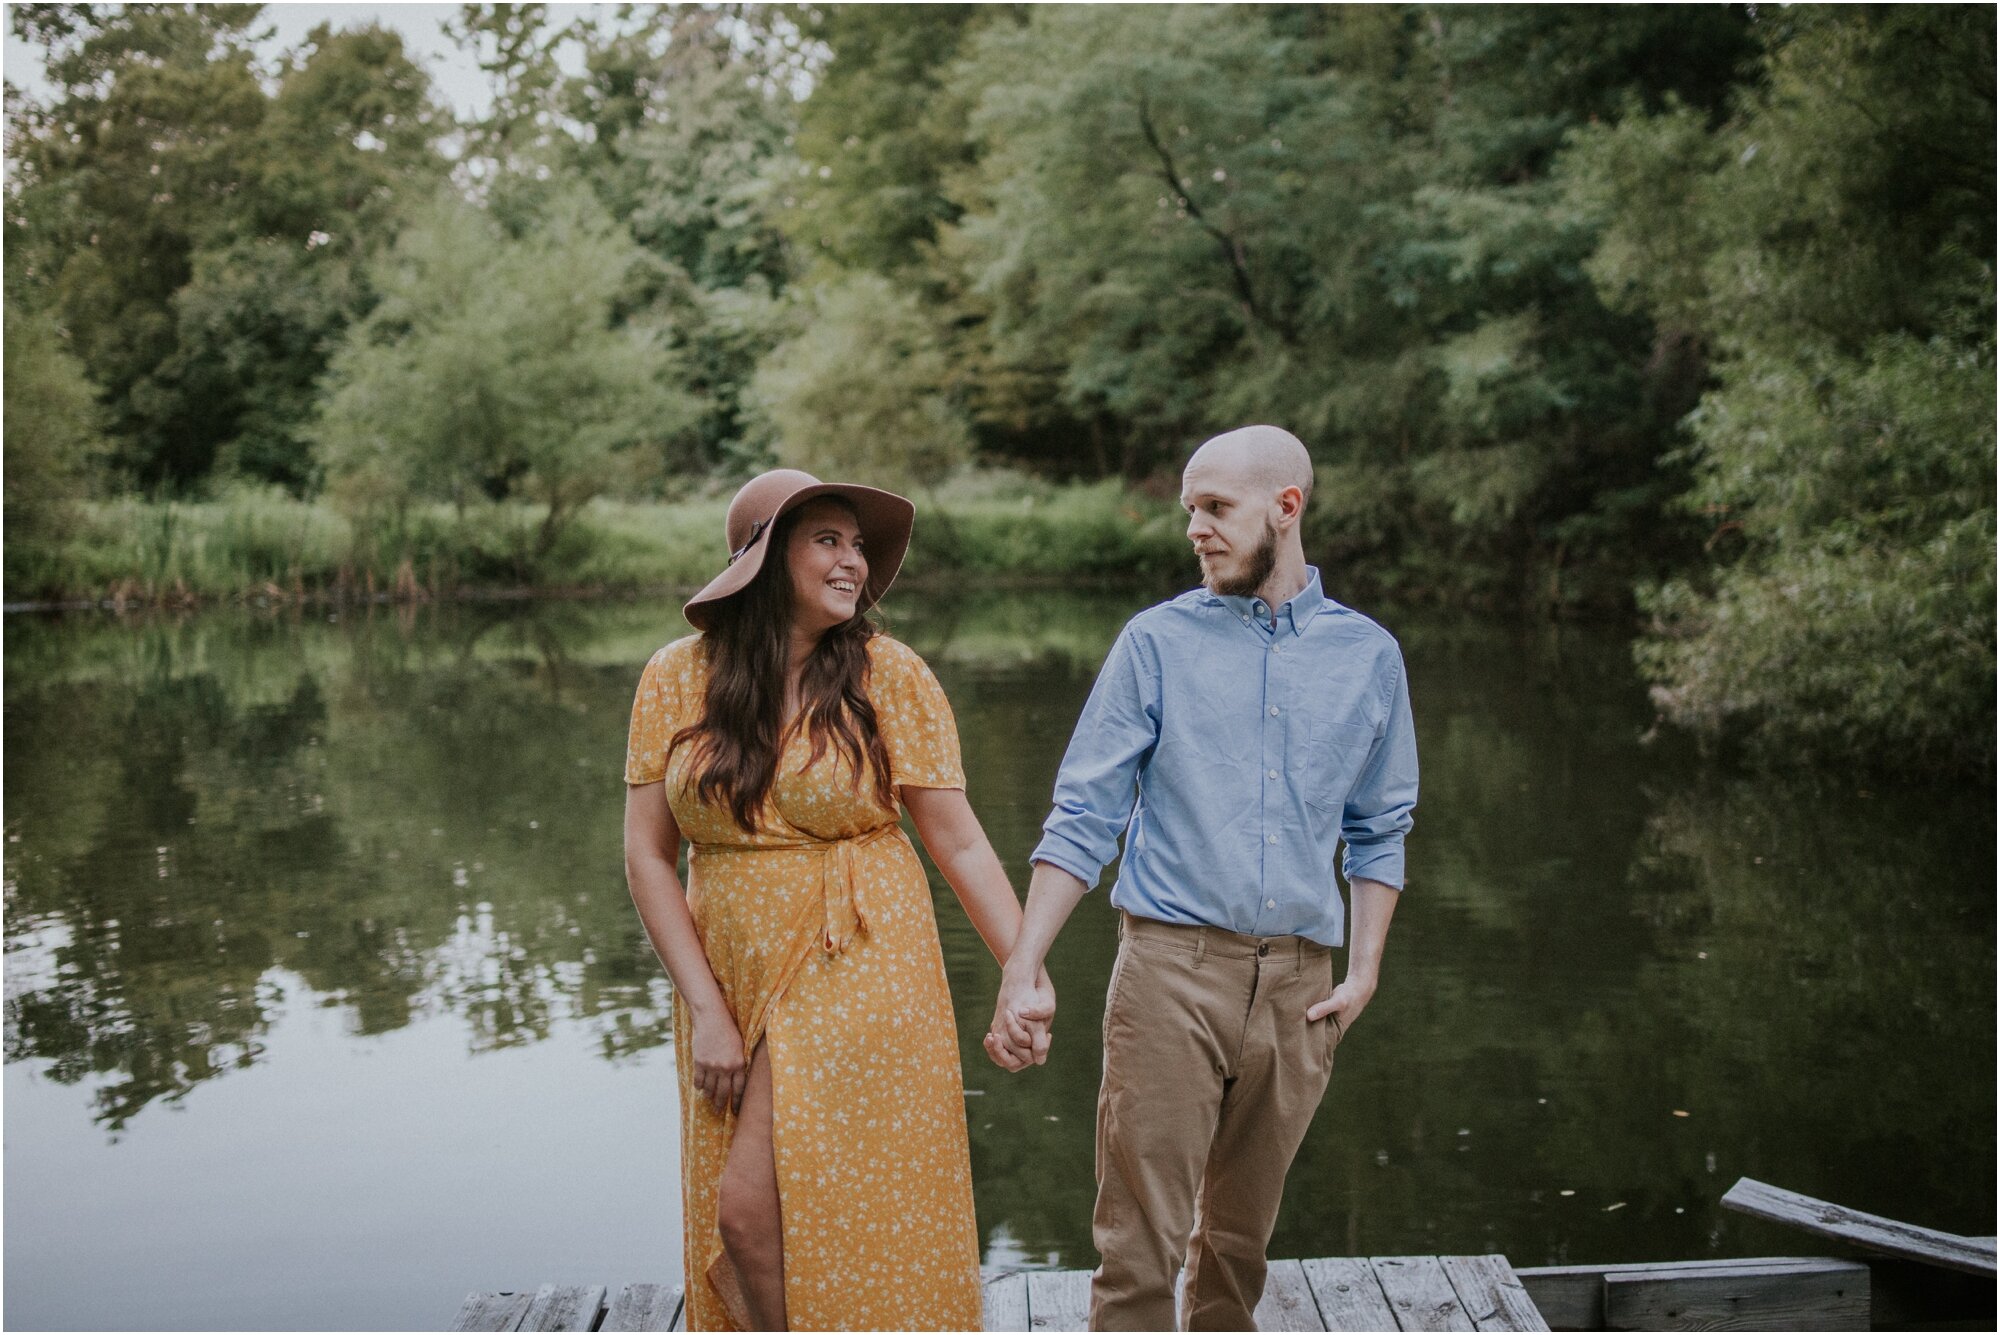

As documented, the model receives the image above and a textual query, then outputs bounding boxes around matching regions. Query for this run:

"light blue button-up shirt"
[1030,568,1417,947]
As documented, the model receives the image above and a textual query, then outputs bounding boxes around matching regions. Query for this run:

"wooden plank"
[1026,1269,1093,1331]
[1721,1177,1996,1276]
[982,1270,1030,1332]
[1302,1257,1399,1332]
[1602,1258,1867,1331]
[450,1291,533,1332]
[1370,1256,1476,1332]
[519,1284,607,1332]
[1515,1257,1869,1331]
[600,1283,683,1332]
[1254,1258,1327,1331]
[1439,1255,1549,1332]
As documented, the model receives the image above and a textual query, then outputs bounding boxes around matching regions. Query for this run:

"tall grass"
[4,479,1193,607]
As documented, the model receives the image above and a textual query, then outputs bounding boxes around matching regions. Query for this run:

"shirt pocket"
[1303,719,1377,811]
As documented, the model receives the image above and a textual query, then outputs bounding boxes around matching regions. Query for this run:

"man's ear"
[1275,484,1306,529]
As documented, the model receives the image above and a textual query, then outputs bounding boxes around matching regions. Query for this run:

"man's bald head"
[1184,425,1314,508]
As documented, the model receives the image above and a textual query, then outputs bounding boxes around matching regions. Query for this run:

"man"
[986,424,1418,1331]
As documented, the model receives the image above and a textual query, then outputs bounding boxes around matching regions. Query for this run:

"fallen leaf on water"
[1559,1190,1575,1197]
[1672,1109,1690,1118]
[1605,1202,1627,1212]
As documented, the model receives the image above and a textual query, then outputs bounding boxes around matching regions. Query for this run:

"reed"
[4,480,1192,607]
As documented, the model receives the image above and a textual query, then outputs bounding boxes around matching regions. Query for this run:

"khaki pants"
[1089,912,1338,1332]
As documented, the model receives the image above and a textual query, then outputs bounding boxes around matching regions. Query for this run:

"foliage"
[4,5,451,490]
[309,189,699,571]
[6,2,1993,771]
[938,3,1746,589]
[781,3,992,276]
[750,271,972,490]
[1,479,1199,608]
[1570,5,1997,772]
[2,300,109,547]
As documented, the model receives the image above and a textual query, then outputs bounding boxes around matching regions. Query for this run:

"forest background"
[4,2,1994,776]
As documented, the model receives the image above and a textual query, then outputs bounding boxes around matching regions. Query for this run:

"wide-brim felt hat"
[683,469,916,631]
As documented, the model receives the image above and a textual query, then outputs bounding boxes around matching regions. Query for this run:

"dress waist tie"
[694,820,907,956]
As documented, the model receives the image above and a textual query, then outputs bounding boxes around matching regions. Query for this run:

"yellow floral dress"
[624,633,984,1332]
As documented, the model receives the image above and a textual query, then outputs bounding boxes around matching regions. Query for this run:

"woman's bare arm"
[624,781,743,1112]
[902,785,1023,964]
[902,785,1051,1072]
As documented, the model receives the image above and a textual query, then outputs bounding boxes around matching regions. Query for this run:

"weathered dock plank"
[1302,1257,1399,1331]
[1254,1258,1327,1331]
[519,1283,607,1332]
[982,1270,1030,1332]
[1371,1256,1476,1331]
[451,1290,533,1332]
[1721,1177,1996,1276]
[1026,1269,1092,1331]
[599,1282,683,1332]
[1440,1254,1549,1332]
[1601,1258,1867,1331]
[461,1256,1553,1333]
[1516,1258,1867,1331]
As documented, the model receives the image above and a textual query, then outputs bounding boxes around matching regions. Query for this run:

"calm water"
[4,589,1993,1329]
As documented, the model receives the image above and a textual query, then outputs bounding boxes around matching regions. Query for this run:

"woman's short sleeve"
[872,638,965,792]
[624,642,687,786]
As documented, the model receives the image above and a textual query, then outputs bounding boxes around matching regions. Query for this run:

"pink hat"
[682,469,915,631]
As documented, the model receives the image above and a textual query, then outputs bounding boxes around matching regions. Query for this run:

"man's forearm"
[1345,877,1400,984]
[1001,860,1089,981]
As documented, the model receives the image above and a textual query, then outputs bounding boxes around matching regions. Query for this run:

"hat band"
[728,517,771,565]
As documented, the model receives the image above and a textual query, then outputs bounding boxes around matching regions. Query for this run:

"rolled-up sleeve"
[1030,626,1161,890]
[1341,649,1418,889]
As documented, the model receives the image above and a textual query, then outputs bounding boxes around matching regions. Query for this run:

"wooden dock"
[452,1253,1551,1331]
[453,1178,1997,1331]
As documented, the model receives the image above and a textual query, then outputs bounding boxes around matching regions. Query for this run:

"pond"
[4,588,1992,1329]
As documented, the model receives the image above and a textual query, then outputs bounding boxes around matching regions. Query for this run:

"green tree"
[750,271,971,491]
[3,300,109,544]
[782,3,994,277]
[1567,5,1996,771]
[937,3,1747,605]
[309,189,699,570]
[5,6,449,490]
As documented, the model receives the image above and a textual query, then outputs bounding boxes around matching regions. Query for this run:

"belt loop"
[1193,927,1207,969]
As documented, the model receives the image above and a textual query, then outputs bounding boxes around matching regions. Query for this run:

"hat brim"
[683,481,916,631]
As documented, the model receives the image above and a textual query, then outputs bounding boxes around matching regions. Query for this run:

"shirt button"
[1240,615,1251,624]
[1267,769,1278,780]
[1274,644,1284,654]
[1266,899,1277,909]
[1266,833,1278,844]
[1268,705,1280,716]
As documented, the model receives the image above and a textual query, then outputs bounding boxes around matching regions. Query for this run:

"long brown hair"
[667,501,896,831]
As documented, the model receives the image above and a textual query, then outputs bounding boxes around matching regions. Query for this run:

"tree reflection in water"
[3,592,1991,1266]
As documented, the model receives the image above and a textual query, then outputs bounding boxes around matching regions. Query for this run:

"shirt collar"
[1207,567,1331,637]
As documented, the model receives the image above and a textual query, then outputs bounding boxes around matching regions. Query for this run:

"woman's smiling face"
[785,497,869,636]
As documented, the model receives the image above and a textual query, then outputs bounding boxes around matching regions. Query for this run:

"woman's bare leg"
[715,1041,787,1330]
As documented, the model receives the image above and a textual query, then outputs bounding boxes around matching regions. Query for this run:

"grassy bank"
[4,479,1195,609]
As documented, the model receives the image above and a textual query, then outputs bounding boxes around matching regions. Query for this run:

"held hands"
[984,965,1056,1072]
[1305,970,1378,1044]
[690,1006,748,1115]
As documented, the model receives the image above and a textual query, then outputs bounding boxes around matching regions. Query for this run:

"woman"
[623,469,1035,1331]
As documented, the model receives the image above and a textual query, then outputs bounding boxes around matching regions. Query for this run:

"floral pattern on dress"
[625,633,983,1332]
